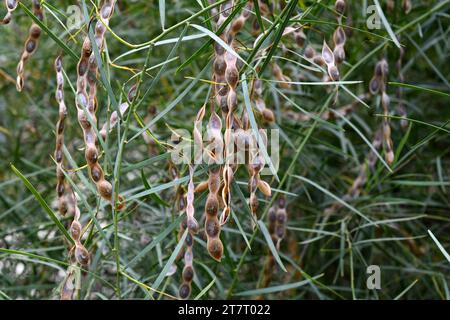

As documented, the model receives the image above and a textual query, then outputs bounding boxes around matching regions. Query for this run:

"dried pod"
[16,1,44,91]
[257,179,272,197]
[207,238,224,261]
[1,0,19,24]
[305,46,316,59]
[402,0,412,14]
[328,65,340,81]
[178,283,191,300]
[60,270,76,300]
[74,1,125,209]
[97,180,113,200]
[335,0,346,15]
[369,76,380,95]
[322,41,335,66]
[194,180,209,193]
[74,244,90,266]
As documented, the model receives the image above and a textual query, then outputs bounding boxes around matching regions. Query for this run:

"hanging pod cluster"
[369,59,394,165]
[16,0,43,92]
[178,167,198,299]
[75,0,125,209]
[54,56,90,300]
[268,196,287,249]
[247,129,271,229]
[204,110,224,261]
[54,56,70,217]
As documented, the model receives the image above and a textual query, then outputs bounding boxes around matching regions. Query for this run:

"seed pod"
[1,0,19,24]
[272,62,292,89]
[402,0,412,14]
[257,179,272,197]
[74,244,90,266]
[381,91,394,165]
[60,269,76,300]
[294,28,306,47]
[99,101,130,140]
[97,180,113,200]
[371,59,394,166]
[16,1,44,92]
[335,0,346,15]
[305,46,316,59]
[194,180,209,193]
[322,41,335,66]
[178,283,191,300]
[179,213,196,299]
[207,237,224,261]
[333,27,346,47]
[204,166,223,261]
[54,56,71,216]
[369,76,380,95]
[186,166,199,234]
[387,0,395,13]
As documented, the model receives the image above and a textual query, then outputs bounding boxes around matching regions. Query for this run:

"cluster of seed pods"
[247,130,271,229]
[269,196,287,249]
[369,59,394,165]
[16,0,43,92]
[53,56,89,300]
[54,56,70,216]
[211,1,248,226]
[178,167,199,299]
[1,0,19,25]
[76,38,124,209]
[204,109,224,261]
[333,0,346,65]
[176,217,194,299]
[75,1,125,209]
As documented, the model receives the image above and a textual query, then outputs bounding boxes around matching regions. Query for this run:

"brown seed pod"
[60,268,77,300]
[271,62,292,89]
[54,56,70,216]
[16,1,44,92]
[335,0,346,15]
[1,0,19,25]
[305,46,316,59]
[194,180,209,193]
[204,166,223,261]
[207,237,224,261]
[74,244,90,266]
[402,0,412,14]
